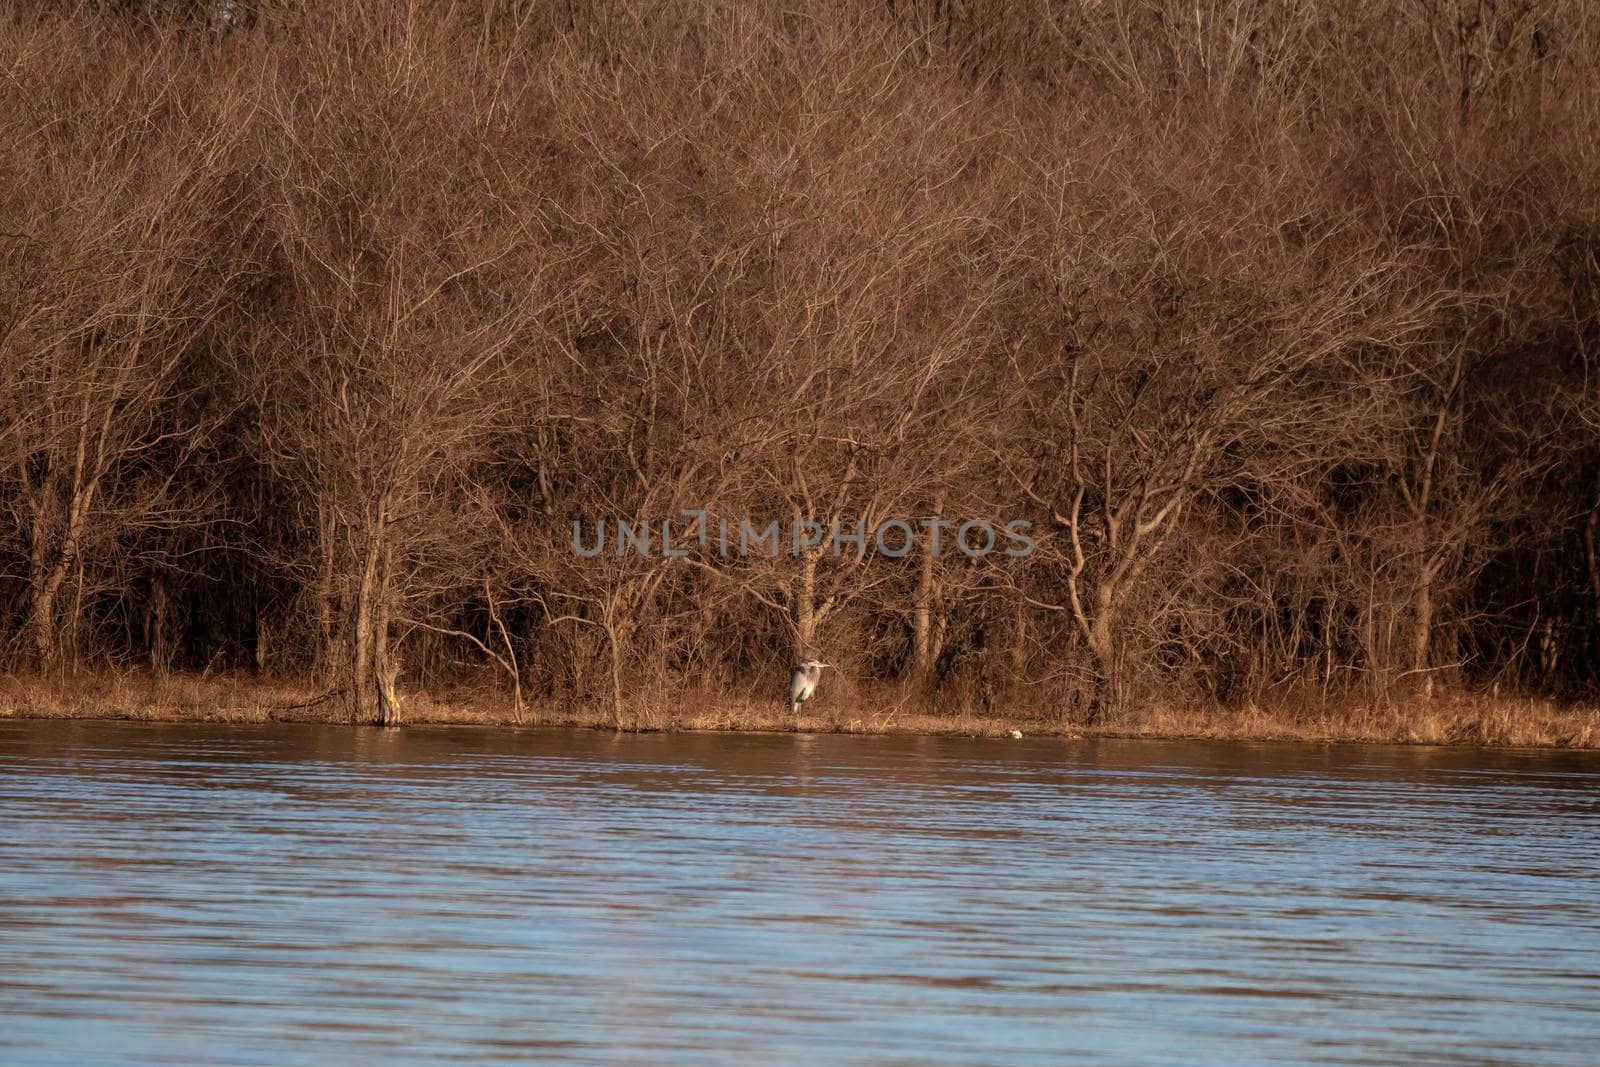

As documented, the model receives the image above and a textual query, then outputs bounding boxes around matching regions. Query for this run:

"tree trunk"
[1412,524,1437,681]
[28,579,60,669]
[911,494,945,683]
[1010,599,1028,677]
[1411,572,1433,676]
[794,552,819,656]
[148,576,172,675]
[254,603,269,674]
[29,518,82,671]
[26,477,59,668]
[1086,597,1115,668]
[603,597,625,729]
[1083,580,1120,723]
[486,581,523,724]
[374,544,401,726]
[27,425,100,670]
[316,502,339,680]
[912,541,935,683]
[350,529,381,723]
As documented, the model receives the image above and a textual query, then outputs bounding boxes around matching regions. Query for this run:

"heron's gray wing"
[787,667,808,704]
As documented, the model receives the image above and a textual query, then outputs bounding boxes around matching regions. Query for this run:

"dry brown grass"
[2,670,1597,749]
[1110,692,1600,750]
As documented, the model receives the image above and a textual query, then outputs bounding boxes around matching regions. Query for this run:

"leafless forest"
[3,0,1600,733]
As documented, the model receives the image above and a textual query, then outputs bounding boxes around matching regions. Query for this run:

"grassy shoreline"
[2,670,1598,750]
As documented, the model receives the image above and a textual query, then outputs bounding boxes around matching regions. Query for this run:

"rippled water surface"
[3,721,1599,1065]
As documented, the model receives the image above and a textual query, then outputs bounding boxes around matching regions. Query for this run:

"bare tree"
[1000,115,1447,718]
[0,37,250,669]
[247,6,556,722]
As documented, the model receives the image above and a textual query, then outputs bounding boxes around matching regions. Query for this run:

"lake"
[2,720,1598,1065]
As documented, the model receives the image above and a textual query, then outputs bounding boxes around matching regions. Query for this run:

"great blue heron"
[787,659,830,713]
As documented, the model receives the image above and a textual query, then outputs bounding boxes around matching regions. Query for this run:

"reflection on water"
[2,720,1598,1065]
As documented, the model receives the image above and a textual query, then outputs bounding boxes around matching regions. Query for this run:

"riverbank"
[2,670,1598,749]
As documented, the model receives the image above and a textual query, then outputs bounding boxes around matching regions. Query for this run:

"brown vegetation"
[3,670,1596,751]
[3,1,1600,744]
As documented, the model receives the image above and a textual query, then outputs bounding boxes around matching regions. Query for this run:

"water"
[2,721,1598,1065]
